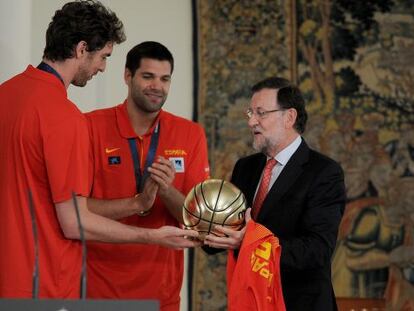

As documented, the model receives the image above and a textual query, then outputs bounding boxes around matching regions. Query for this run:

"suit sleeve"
[279,160,346,271]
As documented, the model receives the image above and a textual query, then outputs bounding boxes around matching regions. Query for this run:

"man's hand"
[136,177,159,215]
[149,226,202,249]
[148,156,175,196]
[147,156,185,222]
[204,208,252,250]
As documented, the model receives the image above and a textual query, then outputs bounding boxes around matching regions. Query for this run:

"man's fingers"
[212,225,245,238]
[179,228,199,238]
[204,234,233,245]
[151,156,175,174]
[203,225,246,250]
[148,161,174,186]
[178,239,202,248]
[203,236,234,249]
[148,172,167,187]
[158,226,202,249]
[173,229,202,248]
[157,156,175,170]
[148,166,169,179]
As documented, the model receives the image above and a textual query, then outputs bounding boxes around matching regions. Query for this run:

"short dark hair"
[251,77,308,134]
[125,41,174,76]
[251,77,291,93]
[43,0,126,61]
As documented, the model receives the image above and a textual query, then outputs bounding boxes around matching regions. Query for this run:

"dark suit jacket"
[231,139,346,311]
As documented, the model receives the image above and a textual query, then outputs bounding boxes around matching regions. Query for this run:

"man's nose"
[247,113,259,127]
[149,79,162,90]
[98,61,106,73]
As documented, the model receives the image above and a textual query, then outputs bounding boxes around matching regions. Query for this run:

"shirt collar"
[269,135,302,166]
[115,100,163,139]
[36,62,65,86]
[25,65,67,95]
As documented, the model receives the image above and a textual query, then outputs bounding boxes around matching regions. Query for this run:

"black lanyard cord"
[128,122,160,193]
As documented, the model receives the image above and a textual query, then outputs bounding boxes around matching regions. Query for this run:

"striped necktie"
[252,158,277,219]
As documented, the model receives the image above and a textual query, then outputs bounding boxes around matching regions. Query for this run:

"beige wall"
[0,1,193,309]
[1,0,194,119]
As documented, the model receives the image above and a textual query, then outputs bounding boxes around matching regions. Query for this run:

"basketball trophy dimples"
[182,179,247,240]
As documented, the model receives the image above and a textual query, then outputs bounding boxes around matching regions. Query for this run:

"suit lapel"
[245,154,267,206]
[257,140,310,222]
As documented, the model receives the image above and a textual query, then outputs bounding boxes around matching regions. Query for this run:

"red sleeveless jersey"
[227,221,286,311]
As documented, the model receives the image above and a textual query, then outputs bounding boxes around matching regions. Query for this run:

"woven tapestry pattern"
[193,0,414,310]
[193,1,289,308]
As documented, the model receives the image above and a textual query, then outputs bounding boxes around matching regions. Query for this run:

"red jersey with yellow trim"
[227,221,286,311]
[85,101,210,310]
[0,65,89,297]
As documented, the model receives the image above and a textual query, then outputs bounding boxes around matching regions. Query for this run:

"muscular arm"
[87,177,158,220]
[55,196,200,248]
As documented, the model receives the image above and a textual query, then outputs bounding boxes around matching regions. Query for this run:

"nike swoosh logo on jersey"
[105,147,120,154]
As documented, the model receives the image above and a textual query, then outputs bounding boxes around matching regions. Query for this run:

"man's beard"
[72,78,88,87]
[131,88,166,113]
[253,136,275,155]
[72,67,92,87]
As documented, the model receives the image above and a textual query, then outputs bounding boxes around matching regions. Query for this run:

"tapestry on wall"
[192,0,414,310]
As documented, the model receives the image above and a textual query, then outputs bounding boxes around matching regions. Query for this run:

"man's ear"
[285,108,297,129]
[74,41,88,58]
[124,68,132,84]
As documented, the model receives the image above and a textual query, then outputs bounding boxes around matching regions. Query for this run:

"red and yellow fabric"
[0,66,90,297]
[85,101,210,310]
[227,220,286,311]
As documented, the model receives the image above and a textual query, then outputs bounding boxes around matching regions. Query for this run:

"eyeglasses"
[245,108,286,120]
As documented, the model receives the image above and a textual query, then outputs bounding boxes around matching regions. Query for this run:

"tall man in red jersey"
[85,41,210,311]
[0,1,199,299]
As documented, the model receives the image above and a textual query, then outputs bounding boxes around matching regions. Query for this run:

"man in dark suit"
[205,77,346,310]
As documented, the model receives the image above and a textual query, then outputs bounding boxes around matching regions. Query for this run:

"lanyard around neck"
[128,122,160,193]
[37,62,64,86]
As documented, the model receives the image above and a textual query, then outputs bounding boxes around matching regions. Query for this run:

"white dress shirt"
[254,135,302,199]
